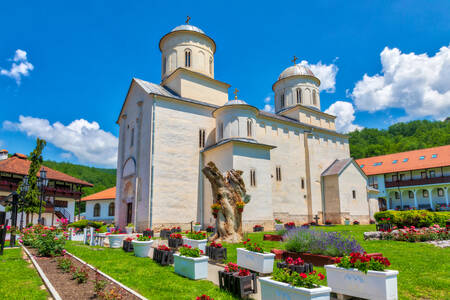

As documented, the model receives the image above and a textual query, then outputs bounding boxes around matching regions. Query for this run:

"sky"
[1,0,449,168]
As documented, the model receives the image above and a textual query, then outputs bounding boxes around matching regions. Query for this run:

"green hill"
[349,119,450,159]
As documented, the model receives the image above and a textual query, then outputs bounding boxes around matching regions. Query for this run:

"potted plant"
[344,217,350,225]
[274,219,284,231]
[237,239,275,273]
[284,222,296,230]
[171,226,181,233]
[325,220,332,226]
[153,244,174,266]
[353,220,360,225]
[206,241,227,261]
[106,229,127,248]
[206,225,215,233]
[131,235,153,257]
[143,228,153,237]
[325,253,398,300]
[160,228,171,239]
[211,203,221,219]
[183,231,207,252]
[218,262,240,292]
[253,224,264,232]
[125,223,134,234]
[259,268,330,300]
[231,268,257,298]
[277,257,313,274]
[122,236,134,252]
[168,233,183,248]
[193,222,202,232]
[174,245,208,280]
[196,295,213,300]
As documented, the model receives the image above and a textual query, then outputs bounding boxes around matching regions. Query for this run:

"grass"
[65,241,238,300]
[0,248,48,300]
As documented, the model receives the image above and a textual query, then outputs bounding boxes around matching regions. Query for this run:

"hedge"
[68,219,104,229]
[374,210,450,228]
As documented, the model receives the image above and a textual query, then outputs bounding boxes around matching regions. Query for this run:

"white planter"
[108,234,127,248]
[125,227,133,234]
[259,277,331,300]
[275,224,284,231]
[173,254,208,280]
[237,248,275,274]
[325,265,398,300]
[132,240,154,257]
[183,238,207,252]
[193,224,202,232]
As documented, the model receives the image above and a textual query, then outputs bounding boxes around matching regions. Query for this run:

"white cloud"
[325,101,363,133]
[0,49,34,85]
[262,95,274,113]
[60,152,72,159]
[3,116,118,167]
[351,46,450,121]
[299,59,338,93]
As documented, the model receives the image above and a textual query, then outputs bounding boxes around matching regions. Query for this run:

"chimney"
[0,149,8,161]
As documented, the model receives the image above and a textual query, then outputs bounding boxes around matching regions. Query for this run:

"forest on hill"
[349,119,449,159]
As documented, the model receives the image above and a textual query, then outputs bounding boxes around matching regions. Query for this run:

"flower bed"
[374,210,450,228]
[284,222,296,230]
[380,225,448,242]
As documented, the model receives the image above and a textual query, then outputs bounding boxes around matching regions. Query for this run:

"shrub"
[34,231,66,257]
[374,210,450,227]
[93,272,108,295]
[242,238,264,253]
[69,220,104,230]
[71,265,89,284]
[57,257,72,272]
[284,228,364,257]
[179,245,203,257]
[335,253,391,274]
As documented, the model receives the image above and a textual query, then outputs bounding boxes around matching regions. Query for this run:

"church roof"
[322,158,355,176]
[171,24,205,34]
[223,99,247,106]
[279,64,315,80]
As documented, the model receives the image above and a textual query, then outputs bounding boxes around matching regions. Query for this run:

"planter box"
[275,224,284,231]
[108,234,127,248]
[153,248,174,266]
[277,262,313,274]
[237,248,275,274]
[168,237,183,248]
[125,227,133,234]
[132,240,153,257]
[218,271,257,298]
[143,230,154,238]
[325,265,398,300]
[170,228,181,233]
[206,246,227,261]
[263,234,283,241]
[193,224,202,232]
[173,254,208,280]
[253,226,264,232]
[218,271,235,292]
[259,277,331,300]
[160,229,171,239]
[282,252,336,267]
[183,238,207,252]
[206,227,215,233]
[122,240,134,252]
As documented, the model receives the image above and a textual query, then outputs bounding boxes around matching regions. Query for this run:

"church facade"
[115,23,378,231]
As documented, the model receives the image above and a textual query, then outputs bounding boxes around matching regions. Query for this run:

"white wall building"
[81,187,115,223]
[115,22,377,231]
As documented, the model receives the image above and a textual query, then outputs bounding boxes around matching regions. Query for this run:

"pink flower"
[42,234,47,237]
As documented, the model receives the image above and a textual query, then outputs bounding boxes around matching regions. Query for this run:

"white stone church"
[115,22,378,231]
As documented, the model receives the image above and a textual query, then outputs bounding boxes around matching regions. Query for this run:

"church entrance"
[378,198,387,211]
[126,203,133,224]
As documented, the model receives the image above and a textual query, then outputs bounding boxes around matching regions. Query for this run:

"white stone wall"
[85,199,114,222]
[274,77,320,111]
[338,163,370,221]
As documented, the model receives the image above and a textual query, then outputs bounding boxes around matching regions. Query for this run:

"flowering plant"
[243,239,263,253]
[126,223,134,228]
[170,233,183,239]
[224,262,239,273]
[272,268,325,289]
[56,218,69,230]
[335,252,390,274]
[284,222,295,227]
[209,241,223,248]
[145,228,152,231]
[109,228,123,234]
[195,222,201,225]
[158,244,171,251]
[253,224,263,229]
[275,218,283,224]
[136,235,151,241]
[353,220,360,225]
[171,226,181,230]
[186,231,207,240]
[381,225,448,242]
[325,220,332,225]
[211,203,221,218]
[236,201,245,212]
[285,257,305,265]
[196,295,213,300]
[179,245,203,257]
[237,268,251,277]
[125,237,134,242]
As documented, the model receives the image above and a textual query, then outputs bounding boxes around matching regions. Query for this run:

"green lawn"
[0,248,48,300]
[65,242,238,300]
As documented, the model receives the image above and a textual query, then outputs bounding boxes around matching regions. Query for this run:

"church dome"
[278,64,315,80]
[171,24,205,34]
[223,99,247,106]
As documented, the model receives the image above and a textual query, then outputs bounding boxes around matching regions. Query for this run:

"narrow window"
[352,190,356,199]
[296,88,302,104]
[313,90,317,105]
[395,192,400,199]
[409,191,414,199]
[301,178,305,189]
[108,202,115,216]
[429,170,435,178]
[423,190,429,197]
[437,188,444,197]
[250,169,256,187]
[199,129,206,148]
[280,93,285,108]
[130,128,135,147]
[185,50,191,67]
[93,203,100,217]
[247,119,253,137]
[162,56,166,74]
[276,166,282,181]
[218,122,223,140]
[209,57,213,74]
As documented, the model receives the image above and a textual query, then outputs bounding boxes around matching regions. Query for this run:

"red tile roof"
[0,149,7,153]
[356,145,450,176]
[0,155,93,186]
[81,186,116,201]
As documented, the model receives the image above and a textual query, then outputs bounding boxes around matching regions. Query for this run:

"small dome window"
[313,90,317,105]
[185,49,192,67]
[296,88,302,104]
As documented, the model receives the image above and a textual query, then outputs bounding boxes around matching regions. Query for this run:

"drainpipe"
[149,95,156,229]
[303,130,313,222]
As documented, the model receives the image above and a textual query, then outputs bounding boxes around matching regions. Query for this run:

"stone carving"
[202,162,250,243]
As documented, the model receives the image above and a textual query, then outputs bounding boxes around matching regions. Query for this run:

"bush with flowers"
[242,238,264,253]
[285,257,305,266]
[179,245,203,257]
[374,210,450,228]
[272,268,325,289]
[274,218,283,224]
[224,262,240,273]
[136,234,151,241]
[209,241,223,248]
[381,224,448,242]
[196,295,213,300]
[186,231,207,240]
[33,227,66,257]
[335,252,391,274]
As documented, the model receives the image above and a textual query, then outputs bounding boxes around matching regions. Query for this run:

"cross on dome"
[291,56,298,65]
[233,88,239,99]
[185,16,191,24]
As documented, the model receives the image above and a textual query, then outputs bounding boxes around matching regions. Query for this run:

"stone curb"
[66,251,148,300]
[22,245,62,300]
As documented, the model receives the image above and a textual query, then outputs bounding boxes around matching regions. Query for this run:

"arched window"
[185,49,191,67]
[313,90,317,105]
[352,190,356,199]
[218,122,224,140]
[296,88,302,104]
[250,169,256,187]
[247,119,253,137]
[93,203,101,217]
[130,128,135,148]
[108,202,115,216]
[162,56,166,74]
[209,57,213,74]
[280,93,285,108]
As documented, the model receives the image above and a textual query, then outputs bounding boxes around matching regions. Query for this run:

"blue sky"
[1,0,449,167]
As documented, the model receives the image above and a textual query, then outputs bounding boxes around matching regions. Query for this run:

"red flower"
[299,273,307,279]
[318,273,325,280]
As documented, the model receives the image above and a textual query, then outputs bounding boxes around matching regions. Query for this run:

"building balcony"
[385,176,450,188]
[0,180,82,198]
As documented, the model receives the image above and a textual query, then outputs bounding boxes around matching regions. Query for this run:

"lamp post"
[37,169,48,225]
[19,176,29,230]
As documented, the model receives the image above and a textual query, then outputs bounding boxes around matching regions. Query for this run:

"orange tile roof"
[356,145,450,176]
[81,186,116,201]
[0,149,7,153]
[0,155,93,186]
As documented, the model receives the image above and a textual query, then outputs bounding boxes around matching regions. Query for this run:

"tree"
[202,161,250,243]
[17,138,46,223]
